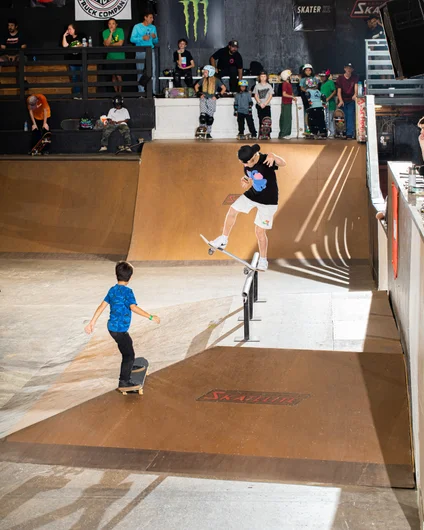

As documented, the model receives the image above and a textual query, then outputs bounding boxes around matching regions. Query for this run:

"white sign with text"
[75,0,132,21]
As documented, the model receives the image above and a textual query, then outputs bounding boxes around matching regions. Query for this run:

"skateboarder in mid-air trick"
[210,144,286,271]
[84,261,160,393]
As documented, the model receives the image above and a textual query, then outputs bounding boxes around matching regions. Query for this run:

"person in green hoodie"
[319,69,336,138]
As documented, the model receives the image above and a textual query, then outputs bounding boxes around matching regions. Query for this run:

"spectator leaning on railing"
[103,18,125,94]
[62,23,86,97]
[130,10,159,95]
[0,18,26,64]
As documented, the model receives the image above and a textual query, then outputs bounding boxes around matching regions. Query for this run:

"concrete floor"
[0,257,419,529]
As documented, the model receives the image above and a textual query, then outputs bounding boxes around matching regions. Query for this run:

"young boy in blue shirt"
[84,261,160,392]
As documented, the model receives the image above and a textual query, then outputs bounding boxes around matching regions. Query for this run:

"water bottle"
[88,36,92,47]
[357,81,363,97]
[164,87,169,98]
[24,121,28,132]
[82,37,87,47]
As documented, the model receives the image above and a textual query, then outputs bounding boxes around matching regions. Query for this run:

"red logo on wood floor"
[197,389,310,406]
[223,194,241,205]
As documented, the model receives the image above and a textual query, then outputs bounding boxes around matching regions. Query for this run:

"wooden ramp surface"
[2,347,414,488]
[0,159,139,256]
[128,140,369,261]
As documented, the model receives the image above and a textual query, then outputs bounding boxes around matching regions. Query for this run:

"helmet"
[238,79,249,87]
[280,69,292,82]
[203,65,216,77]
[302,63,313,71]
[305,77,318,88]
[162,68,174,76]
[113,95,124,108]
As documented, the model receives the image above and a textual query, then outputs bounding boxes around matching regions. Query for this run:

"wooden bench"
[0,64,98,96]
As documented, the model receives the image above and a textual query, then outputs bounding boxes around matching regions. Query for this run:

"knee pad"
[199,113,207,125]
[206,115,214,126]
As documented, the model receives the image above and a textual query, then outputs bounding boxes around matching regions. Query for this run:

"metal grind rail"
[234,252,266,343]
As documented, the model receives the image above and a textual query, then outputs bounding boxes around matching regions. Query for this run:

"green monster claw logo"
[179,0,209,41]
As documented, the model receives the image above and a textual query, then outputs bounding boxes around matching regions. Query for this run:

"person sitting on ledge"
[99,95,132,152]
[0,19,27,64]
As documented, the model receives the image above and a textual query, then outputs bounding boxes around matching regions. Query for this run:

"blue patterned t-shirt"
[104,284,137,332]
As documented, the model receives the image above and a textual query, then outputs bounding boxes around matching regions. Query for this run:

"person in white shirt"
[99,95,132,152]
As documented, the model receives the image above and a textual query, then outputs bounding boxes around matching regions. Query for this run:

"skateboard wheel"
[208,249,214,256]
[243,267,249,275]
[122,391,128,396]
[138,389,144,395]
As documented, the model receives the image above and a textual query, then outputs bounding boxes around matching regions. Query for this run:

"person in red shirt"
[27,94,51,153]
[279,69,296,139]
[336,63,359,139]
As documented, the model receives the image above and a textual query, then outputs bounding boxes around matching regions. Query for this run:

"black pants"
[32,119,50,152]
[173,68,193,88]
[307,107,326,135]
[237,113,256,135]
[219,66,238,93]
[109,330,135,384]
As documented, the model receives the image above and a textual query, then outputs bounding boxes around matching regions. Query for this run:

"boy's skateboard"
[30,132,52,156]
[115,138,144,155]
[117,357,149,396]
[334,108,346,139]
[60,119,80,131]
[259,116,271,140]
[200,234,259,274]
[291,97,305,138]
[195,125,208,139]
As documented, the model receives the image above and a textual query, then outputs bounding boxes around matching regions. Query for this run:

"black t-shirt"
[244,153,279,205]
[66,34,86,55]
[212,47,243,71]
[173,49,194,70]
[2,31,24,49]
[366,23,385,40]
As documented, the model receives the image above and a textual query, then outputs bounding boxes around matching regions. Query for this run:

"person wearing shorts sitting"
[210,144,286,271]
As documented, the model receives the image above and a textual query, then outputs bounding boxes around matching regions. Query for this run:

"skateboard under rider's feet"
[200,234,261,274]
[117,357,149,395]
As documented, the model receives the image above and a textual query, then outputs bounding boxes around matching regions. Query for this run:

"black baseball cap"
[238,144,260,163]
[344,62,354,69]
[228,40,239,47]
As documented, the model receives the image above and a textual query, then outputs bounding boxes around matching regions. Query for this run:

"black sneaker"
[206,134,212,139]
[118,380,141,391]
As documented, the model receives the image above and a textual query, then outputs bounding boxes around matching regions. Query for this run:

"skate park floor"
[0,257,419,529]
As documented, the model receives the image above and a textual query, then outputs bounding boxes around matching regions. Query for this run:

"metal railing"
[234,253,266,343]
[0,46,152,100]
[365,39,424,105]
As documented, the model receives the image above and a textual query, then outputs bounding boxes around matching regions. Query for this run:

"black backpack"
[249,61,263,76]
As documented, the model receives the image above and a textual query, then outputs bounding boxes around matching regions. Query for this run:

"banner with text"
[292,0,335,31]
[75,0,132,21]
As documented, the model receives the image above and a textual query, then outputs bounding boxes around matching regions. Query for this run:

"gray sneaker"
[257,257,269,271]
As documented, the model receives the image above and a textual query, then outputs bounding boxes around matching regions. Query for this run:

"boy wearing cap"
[27,93,51,153]
[336,63,358,139]
[210,144,286,271]
[210,40,243,94]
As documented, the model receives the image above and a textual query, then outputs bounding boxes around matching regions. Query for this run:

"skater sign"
[75,0,132,21]
[293,0,336,31]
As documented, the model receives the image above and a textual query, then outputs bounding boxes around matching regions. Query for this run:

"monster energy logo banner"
[170,0,224,48]
[180,0,208,41]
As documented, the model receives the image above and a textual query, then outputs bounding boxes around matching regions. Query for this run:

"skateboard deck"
[60,119,80,131]
[30,132,52,156]
[292,97,305,138]
[200,234,259,273]
[259,116,271,140]
[195,125,208,139]
[115,138,144,155]
[117,357,149,395]
[334,109,346,139]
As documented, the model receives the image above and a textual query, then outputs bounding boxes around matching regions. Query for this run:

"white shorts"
[231,195,278,229]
